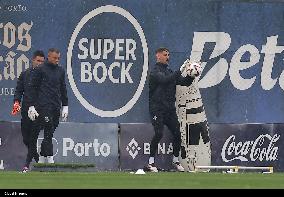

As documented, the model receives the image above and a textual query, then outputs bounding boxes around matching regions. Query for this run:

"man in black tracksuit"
[12,50,45,166]
[25,48,68,169]
[146,47,194,172]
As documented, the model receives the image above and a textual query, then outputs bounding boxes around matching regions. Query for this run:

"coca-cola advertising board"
[210,124,283,171]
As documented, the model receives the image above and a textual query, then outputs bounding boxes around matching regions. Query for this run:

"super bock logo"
[67,5,148,117]
[221,134,280,162]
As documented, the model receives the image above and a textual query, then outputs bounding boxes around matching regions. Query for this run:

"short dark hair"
[33,50,45,59]
[48,48,60,54]
[155,47,169,54]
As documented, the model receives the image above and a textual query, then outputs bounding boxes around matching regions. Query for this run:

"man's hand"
[28,106,39,121]
[11,101,21,116]
[61,106,68,122]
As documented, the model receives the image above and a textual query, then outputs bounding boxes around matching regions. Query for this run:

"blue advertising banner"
[37,122,119,171]
[1,121,284,172]
[119,123,212,171]
[0,121,26,170]
[119,123,175,171]
[0,121,119,171]
[1,0,284,123]
[210,123,284,172]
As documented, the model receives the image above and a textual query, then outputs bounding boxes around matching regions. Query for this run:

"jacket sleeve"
[60,69,68,106]
[14,72,24,103]
[176,75,194,86]
[151,69,181,84]
[25,67,42,107]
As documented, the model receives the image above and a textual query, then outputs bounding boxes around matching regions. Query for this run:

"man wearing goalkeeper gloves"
[12,50,45,164]
[24,48,68,170]
[145,47,194,172]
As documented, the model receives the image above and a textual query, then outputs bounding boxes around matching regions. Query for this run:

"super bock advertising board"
[1,0,284,171]
[2,0,284,123]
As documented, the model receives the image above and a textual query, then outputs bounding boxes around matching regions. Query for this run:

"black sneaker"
[33,154,39,163]
[143,163,158,172]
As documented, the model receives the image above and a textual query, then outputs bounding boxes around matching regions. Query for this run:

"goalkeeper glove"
[11,101,21,116]
[28,106,39,121]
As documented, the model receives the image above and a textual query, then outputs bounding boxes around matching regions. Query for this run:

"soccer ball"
[187,62,202,77]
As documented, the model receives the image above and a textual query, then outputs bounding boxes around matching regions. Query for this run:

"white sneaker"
[47,156,54,163]
[144,163,158,172]
[38,156,46,163]
[21,166,29,173]
[173,162,185,172]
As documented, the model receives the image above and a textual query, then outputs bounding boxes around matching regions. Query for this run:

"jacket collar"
[156,62,168,68]
[46,61,58,68]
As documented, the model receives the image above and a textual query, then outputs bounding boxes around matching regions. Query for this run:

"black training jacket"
[149,62,194,112]
[26,61,68,110]
[14,68,36,110]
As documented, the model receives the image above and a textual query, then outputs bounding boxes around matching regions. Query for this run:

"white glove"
[180,59,191,77]
[28,106,39,121]
[61,106,68,122]
[180,59,189,72]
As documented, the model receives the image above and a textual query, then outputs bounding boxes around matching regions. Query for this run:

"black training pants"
[21,108,32,148]
[149,109,181,158]
[22,108,40,167]
[26,107,60,166]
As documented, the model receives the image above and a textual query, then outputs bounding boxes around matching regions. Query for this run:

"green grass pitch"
[1,171,284,189]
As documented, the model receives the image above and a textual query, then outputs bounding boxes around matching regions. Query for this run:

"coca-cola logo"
[221,134,280,162]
